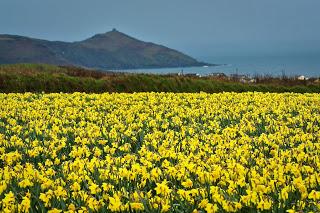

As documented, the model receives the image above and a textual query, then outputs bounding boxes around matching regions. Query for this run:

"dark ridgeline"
[0,29,209,70]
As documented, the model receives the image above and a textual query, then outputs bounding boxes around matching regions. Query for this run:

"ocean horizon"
[121,54,320,78]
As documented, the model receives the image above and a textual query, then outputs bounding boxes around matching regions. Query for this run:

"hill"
[0,29,209,69]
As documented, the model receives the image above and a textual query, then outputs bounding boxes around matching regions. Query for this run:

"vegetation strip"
[0,64,319,93]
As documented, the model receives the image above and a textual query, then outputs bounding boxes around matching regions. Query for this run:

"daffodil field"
[0,92,320,213]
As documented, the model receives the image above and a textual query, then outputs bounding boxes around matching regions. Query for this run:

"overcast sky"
[1,0,319,59]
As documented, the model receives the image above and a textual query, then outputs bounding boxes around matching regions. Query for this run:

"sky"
[1,0,320,60]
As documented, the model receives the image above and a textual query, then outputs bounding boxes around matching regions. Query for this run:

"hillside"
[0,29,209,69]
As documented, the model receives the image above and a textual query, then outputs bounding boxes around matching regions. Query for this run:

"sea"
[120,54,320,78]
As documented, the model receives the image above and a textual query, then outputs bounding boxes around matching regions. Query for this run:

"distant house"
[230,74,256,83]
[297,75,307,80]
[249,78,257,83]
[184,73,200,77]
[208,72,227,78]
[230,74,248,79]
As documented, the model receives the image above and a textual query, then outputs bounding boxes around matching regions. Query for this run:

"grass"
[0,63,319,93]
